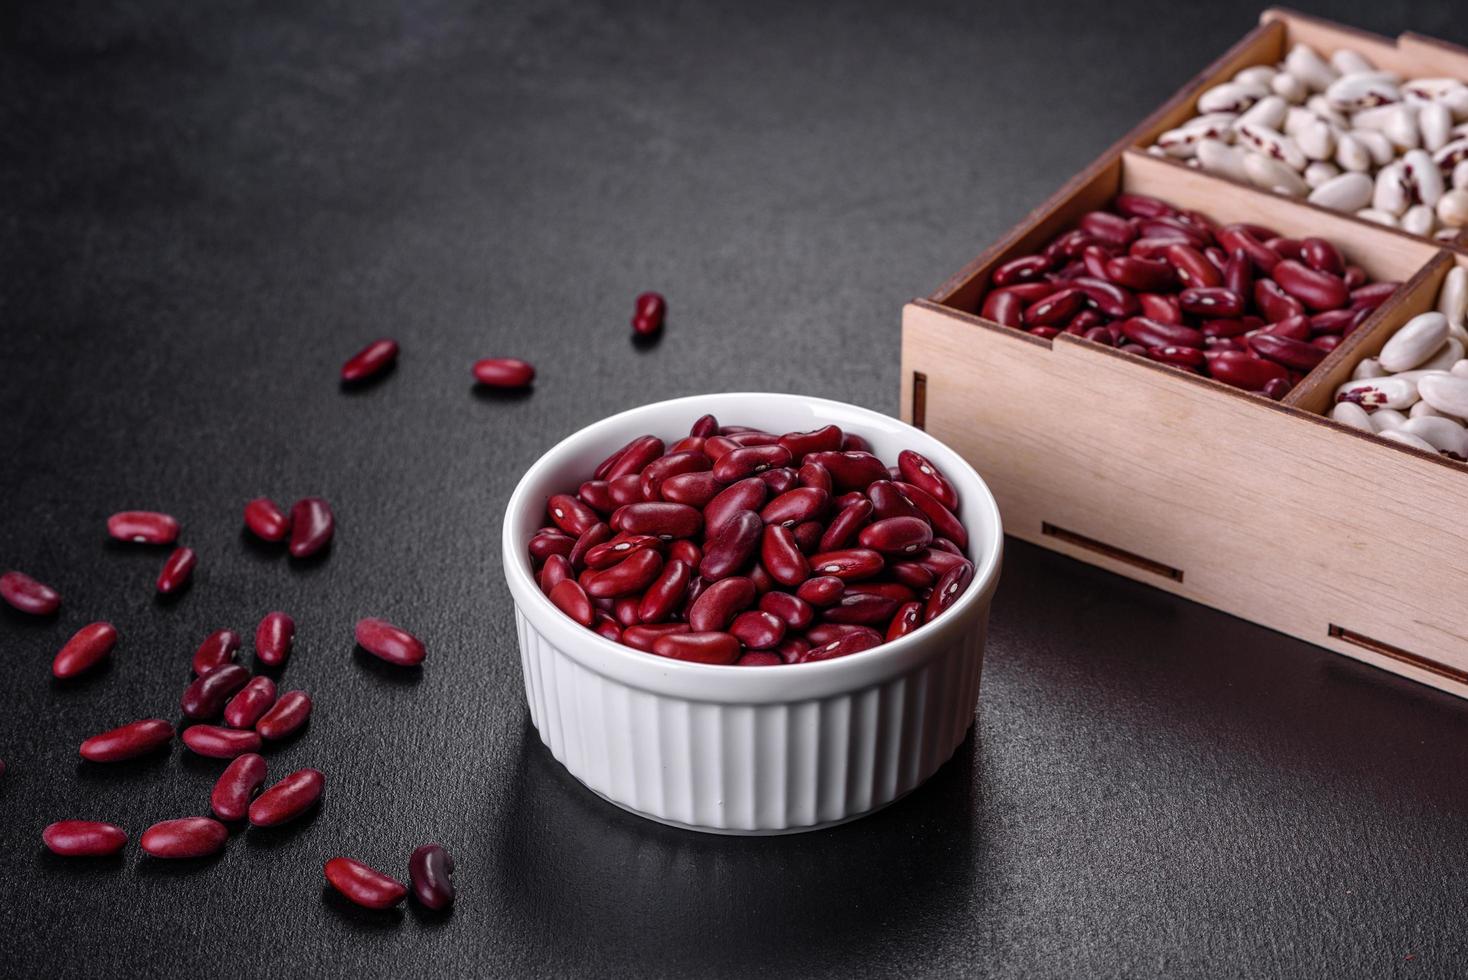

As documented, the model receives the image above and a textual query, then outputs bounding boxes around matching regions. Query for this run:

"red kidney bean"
[1164,243,1222,288]
[777,425,843,461]
[803,631,883,662]
[1023,288,1085,327]
[586,548,664,597]
[981,289,1024,326]
[639,452,710,500]
[814,497,870,552]
[690,414,719,438]
[79,718,174,762]
[759,487,829,526]
[341,339,398,382]
[1299,237,1344,276]
[758,590,814,630]
[1312,334,1342,353]
[409,844,456,911]
[806,623,883,646]
[891,482,968,552]
[43,821,128,857]
[992,254,1051,286]
[1079,210,1137,246]
[1215,226,1280,273]
[546,494,598,536]
[1343,265,1366,290]
[473,357,535,388]
[256,690,311,740]
[1264,237,1304,262]
[1138,293,1182,325]
[701,479,765,539]
[760,524,809,587]
[140,817,228,859]
[729,610,786,649]
[1223,248,1253,300]
[568,522,611,570]
[0,570,60,615]
[748,562,775,594]
[757,467,798,495]
[1178,287,1244,318]
[1202,351,1289,392]
[1121,317,1204,350]
[192,628,241,676]
[584,533,661,570]
[244,497,291,542]
[736,651,781,666]
[1261,314,1311,342]
[808,548,884,580]
[890,560,936,590]
[865,481,924,523]
[155,546,196,594]
[326,857,407,909]
[593,438,635,480]
[795,576,844,607]
[1115,193,1176,218]
[246,613,292,671]
[857,516,933,556]
[796,460,832,493]
[108,510,180,545]
[592,613,622,642]
[1147,345,1206,369]
[791,520,823,553]
[667,539,702,567]
[658,471,721,507]
[632,292,666,335]
[549,579,594,625]
[1308,308,1357,335]
[613,502,703,538]
[622,623,689,651]
[1272,260,1348,311]
[917,549,968,578]
[1199,318,1254,339]
[1253,279,1304,322]
[801,451,887,492]
[605,435,665,481]
[224,676,277,729]
[773,638,810,664]
[355,618,426,667]
[711,445,791,483]
[1103,255,1173,292]
[182,725,263,759]
[1066,277,1136,318]
[613,596,640,627]
[1247,334,1325,371]
[688,577,756,631]
[528,529,574,564]
[637,559,691,623]
[53,621,118,679]
[1350,282,1398,310]
[925,560,975,622]
[886,601,924,641]
[181,663,250,719]
[1261,378,1292,400]
[823,592,900,626]
[248,768,324,827]
[211,753,267,821]
[703,435,741,460]
[652,630,740,664]
[577,480,616,514]
[895,450,958,511]
[288,497,334,558]
[841,435,871,455]
[1066,309,1105,335]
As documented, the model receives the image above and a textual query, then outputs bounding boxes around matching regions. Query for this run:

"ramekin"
[502,393,1002,834]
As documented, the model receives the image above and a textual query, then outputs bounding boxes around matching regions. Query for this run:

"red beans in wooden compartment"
[211,753,267,821]
[53,621,117,679]
[243,497,290,542]
[248,768,324,827]
[141,817,228,859]
[288,497,334,558]
[527,420,978,663]
[970,194,1399,397]
[43,821,128,857]
[108,510,179,544]
[80,718,174,762]
[341,338,399,382]
[0,570,60,615]
[410,844,456,911]
[255,611,295,667]
[355,618,426,666]
[193,628,241,675]
[256,690,312,740]
[326,857,407,909]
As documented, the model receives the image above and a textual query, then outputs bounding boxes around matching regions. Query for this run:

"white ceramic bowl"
[502,393,1002,834]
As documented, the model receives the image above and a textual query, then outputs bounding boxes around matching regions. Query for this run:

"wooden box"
[901,10,1468,698]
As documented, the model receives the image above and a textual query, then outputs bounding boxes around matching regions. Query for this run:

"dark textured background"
[2,1,1466,977]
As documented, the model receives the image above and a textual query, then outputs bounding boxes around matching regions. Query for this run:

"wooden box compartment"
[901,147,1468,698]
[1128,7,1468,249]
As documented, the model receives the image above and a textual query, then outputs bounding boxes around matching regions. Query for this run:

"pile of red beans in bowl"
[527,416,974,666]
[977,192,1401,398]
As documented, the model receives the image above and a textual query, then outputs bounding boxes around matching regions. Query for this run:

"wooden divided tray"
[901,9,1468,698]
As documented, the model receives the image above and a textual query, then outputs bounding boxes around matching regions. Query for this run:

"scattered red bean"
[325,857,407,909]
[473,357,535,388]
[243,497,291,542]
[631,292,666,335]
[224,676,278,729]
[255,611,295,667]
[211,753,268,821]
[409,844,456,910]
[341,339,399,382]
[182,664,250,719]
[155,546,197,594]
[107,510,179,545]
[53,621,118,679]
[140,817,228,858]
[288,497,334,558]
[43,821,128,857]
[193,628,241,675]
[182,725,263,759]
[256,690,312,740]
[248,768,324,827]
[0,570,60,615]
[354,618,426,666]
[79,718,174,762]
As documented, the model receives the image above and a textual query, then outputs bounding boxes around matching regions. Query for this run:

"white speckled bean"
[1403,149,1444,207]
[1330,401,1374,432]
[1372,161,1410,216]
[1199,82,1264,115]
[1419,374,1468,417]
[1195,139,1249,182]
[1334,132,1371,172]
[1303,161,1339,189]
[1370,408,1408,431]
[1401,416,1468,457]
[1235,65,1277,90]
[1355,207,1398,227]
[1352,357,1385,381]
[1326,74,1400,112]
[1421,102,1453,152]
[1238,95,1288,131]
[1308,171,1373,210]
[1272,71,1308,104]
[1243,151,1307,195]
[1438,189,1468,229]
[1336,376,1419,410]
[1400,204,1437,237]
[1379,313,1449,373]
[1378,429,1438,453]
[1238,122,1307,171]
[1286,45,1337,92]
[1355,129,1396,166]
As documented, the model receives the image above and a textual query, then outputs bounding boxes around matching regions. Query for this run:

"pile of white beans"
[1151,43,1468,242]
[1330,266,1468,459]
